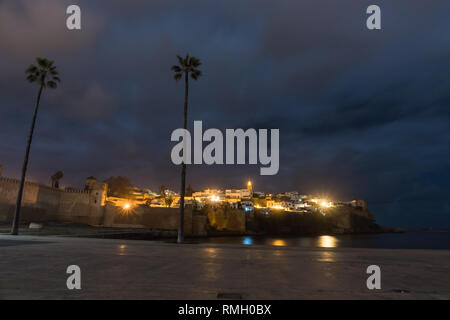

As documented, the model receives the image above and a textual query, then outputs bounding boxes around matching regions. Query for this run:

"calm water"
[181,231,450,250]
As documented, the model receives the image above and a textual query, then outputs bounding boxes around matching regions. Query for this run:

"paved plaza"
[1,235,449,299]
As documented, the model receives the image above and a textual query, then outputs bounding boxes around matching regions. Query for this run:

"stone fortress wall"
[0,167,245,234]
[0,174,106,226]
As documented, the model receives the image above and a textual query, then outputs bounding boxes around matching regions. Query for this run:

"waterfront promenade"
[1,234,449,299]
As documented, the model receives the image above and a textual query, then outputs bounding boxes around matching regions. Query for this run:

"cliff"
[247,206,384,235]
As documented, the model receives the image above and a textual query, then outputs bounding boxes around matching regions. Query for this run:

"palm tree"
[11,58,60,235]
[171,54,202,243]
[159,185,166,196]
[51,170,64,188]
[164,196,174,208]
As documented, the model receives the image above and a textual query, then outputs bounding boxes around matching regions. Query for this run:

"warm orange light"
[320,200,332,208]
[210,195,220,202]
[123,203,131,210]
[271,239,287,247]
[318,235,338,248]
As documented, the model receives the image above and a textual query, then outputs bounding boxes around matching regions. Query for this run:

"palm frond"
[191,69,202,80]
[26,57,60,86]
[173,54,202,82]
[36,57,47,68]
[177,55,185,67]
[25,65,38,74]
[26,74,38,83]
[47,80,57,89]
[174,73,183,81]
[171,65,182,73]
[189,57,201,67]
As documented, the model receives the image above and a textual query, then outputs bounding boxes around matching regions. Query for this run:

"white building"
[276,191,304,201]
[225,188,252,199]
[240,201,254,212]
[192,189,225,202]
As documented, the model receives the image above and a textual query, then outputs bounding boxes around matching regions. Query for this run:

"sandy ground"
[0,234,449,300]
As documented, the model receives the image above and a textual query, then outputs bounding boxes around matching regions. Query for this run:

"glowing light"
[204,248,217,257]
[271,205,285,210]
[321,201,328,207]
[123,203,131,210]
[118,244,127,256]
[210,195,220,202]
[320,200,332,208]
[243,237,253,245]
[271,239,287,247]
[317,251,336,262]
[318,235,338,248]
[247,181,252,187]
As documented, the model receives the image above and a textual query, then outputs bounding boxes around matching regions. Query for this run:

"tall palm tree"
[171,54,202,243]
[11,58,60,235]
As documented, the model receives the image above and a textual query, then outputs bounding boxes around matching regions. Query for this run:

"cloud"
[0,0,103,57]
[51,84,118,121]
[0,0,450,227]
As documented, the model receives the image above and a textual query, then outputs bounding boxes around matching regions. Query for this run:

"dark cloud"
[0,0,103,56]
[0,0,449,227]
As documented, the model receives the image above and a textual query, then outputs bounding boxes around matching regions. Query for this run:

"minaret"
[247,180,253,197]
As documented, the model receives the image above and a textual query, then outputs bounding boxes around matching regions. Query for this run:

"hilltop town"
[0,164,382,236]
[108,178,368,216]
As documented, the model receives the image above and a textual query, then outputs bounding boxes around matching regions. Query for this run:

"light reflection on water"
[203,248,218,257]
[179,231,450,250]
[241,235,337,248]
[317,251,336,262]
[271,239,287,247]
[201,248,220,280]
[317,235,338,248]
[118,244,127,256]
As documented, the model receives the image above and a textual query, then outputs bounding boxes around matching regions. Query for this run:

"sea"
[174,231,450,250]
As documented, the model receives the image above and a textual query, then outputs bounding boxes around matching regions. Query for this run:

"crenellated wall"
[0,174,245,234]
[0,176,106,225]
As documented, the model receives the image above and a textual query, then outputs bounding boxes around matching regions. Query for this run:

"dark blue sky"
[0,0,449,228]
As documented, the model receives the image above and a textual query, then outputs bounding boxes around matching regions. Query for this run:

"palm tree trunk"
[178,72,189,243]
[11,83,44,235]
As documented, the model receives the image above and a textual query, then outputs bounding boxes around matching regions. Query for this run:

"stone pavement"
[0,235,449,299]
